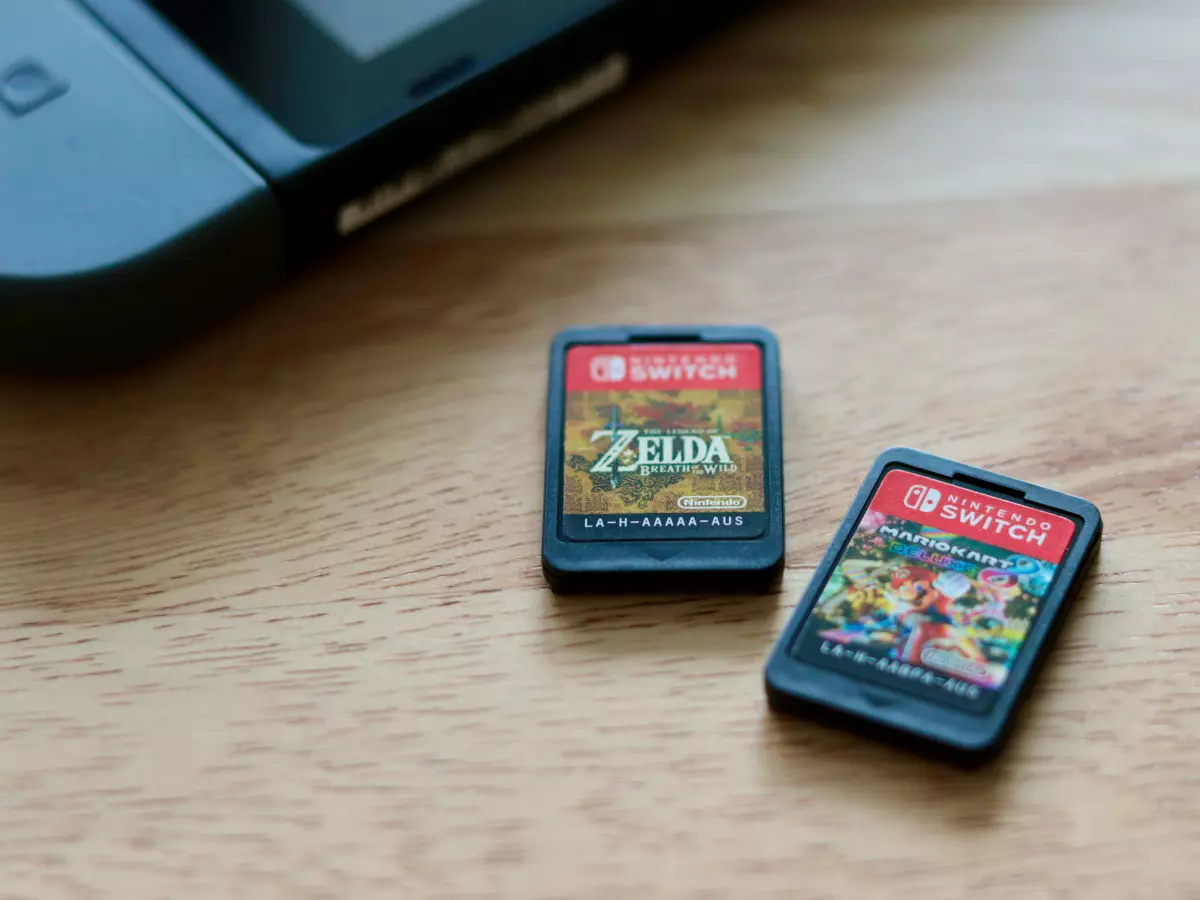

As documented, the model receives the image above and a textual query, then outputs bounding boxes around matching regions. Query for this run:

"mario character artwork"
[890,567,986,668]
[801,513,1061,695]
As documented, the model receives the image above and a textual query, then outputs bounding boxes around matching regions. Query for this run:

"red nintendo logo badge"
[873,470,1076,563]
[565,343,763,391]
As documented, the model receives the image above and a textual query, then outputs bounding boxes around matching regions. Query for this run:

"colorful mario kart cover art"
[792,469,1078,713]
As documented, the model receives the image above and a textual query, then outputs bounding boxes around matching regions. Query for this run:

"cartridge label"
[792,470,1078,712]
[561,343,766,541]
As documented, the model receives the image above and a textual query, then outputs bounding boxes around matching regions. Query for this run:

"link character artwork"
[561,343,766,542]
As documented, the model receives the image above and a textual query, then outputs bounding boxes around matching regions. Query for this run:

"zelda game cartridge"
[542,326,785,593]
[765,448,1102,765]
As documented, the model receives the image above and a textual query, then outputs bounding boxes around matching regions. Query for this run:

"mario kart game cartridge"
[542,326,785,593]
[765,448,1102,766]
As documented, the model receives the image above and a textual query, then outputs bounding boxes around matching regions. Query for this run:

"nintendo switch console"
[0,0,743,369]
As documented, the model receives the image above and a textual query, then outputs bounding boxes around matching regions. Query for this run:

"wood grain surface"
[3,0,1200,897]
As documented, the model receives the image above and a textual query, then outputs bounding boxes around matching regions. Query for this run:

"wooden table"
[3,0,1199,896]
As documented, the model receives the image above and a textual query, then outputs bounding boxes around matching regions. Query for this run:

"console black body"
[0,0,751,370]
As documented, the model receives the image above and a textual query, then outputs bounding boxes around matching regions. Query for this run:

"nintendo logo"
[921,647,988,680]
[678,496,748,510]
[589,355,627,382]
[903,484,942,513]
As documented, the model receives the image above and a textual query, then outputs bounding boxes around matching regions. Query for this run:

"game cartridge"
[542,326,785,593]
[765,448,1102,765]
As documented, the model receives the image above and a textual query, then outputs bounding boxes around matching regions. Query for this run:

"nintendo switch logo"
[589,355,627,382]
[903,484,942,513]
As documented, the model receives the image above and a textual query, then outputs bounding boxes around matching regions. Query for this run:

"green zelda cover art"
[561,343,766,541]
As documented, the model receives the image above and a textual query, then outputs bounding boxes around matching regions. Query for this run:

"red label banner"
[870,470,1076,564]
[565,343,763,392]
